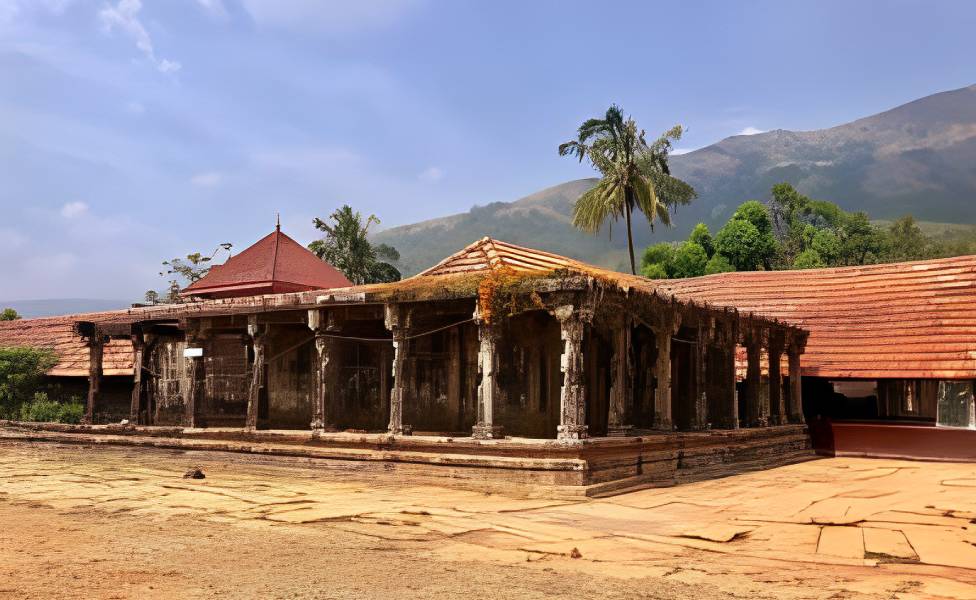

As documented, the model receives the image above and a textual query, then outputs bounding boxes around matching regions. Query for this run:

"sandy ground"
[1,441,976,599]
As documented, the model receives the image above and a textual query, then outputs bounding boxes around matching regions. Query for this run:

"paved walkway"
[1,441,975,598]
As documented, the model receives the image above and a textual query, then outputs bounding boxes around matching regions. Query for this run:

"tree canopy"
[309,205,401,285]
[0,308,21,321]
[640,182,959,279]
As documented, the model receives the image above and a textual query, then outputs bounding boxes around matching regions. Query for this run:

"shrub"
[0,347,58,419]
[793,249,826,269]
[704,254,735,275]
[18,393,85,424]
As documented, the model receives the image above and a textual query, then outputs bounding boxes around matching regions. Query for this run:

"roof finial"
[276,212,280,232]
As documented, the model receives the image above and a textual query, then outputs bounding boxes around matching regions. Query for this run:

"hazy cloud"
[418,166,444,182]
[738,126,766,136]
[194,0,227,18]
[60,201,89,218]
[99,0,182,74]
[241,0,424,34]
[190,171,222,187]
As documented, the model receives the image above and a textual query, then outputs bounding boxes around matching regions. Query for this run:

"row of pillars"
[84,304,804,438]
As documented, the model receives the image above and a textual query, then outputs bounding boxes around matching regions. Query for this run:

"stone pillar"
[745,327,766,427]
[472,315,503,439]
[788,337,804,423]
[384,304,411,436]
[690,322,710,430]
[653,310,680,431]
[184,328,207,429]
[767,333,786,425]
[554,305,589,440]
[308,309,340,432]
[608,319,634,436]
[83,333,104,424]
[447,327,463,431]
[246,317,266,431]
[721,341,740,429]
[129,331,145,424]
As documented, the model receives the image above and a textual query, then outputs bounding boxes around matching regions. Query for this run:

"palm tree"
[559,105,696,274]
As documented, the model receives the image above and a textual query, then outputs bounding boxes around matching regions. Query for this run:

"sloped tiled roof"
[659,255,976,379]
[183,227,351,298]
[418,237,584,276]
[0,313,134,377]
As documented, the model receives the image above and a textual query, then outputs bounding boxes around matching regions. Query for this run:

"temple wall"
[149,338,190,426]
[199,335,249,427]
[265,326,314,430]
[495,312,561,439]
[330,339,389,432]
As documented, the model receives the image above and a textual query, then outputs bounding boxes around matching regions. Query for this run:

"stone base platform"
[0,421,814,497]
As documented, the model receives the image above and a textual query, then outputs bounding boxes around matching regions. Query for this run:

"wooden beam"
[83,334,104,424]
[129,331,145,424]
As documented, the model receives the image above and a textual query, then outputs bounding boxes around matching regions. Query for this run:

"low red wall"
[810,419,976,462]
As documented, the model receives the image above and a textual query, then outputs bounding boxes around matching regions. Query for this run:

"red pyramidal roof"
[182,226,351,299]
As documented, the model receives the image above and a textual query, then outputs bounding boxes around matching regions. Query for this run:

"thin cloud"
[194,0,227,18]
[242,0,424,34]
[99,0,181,74]
[190,171,222,187]
[418,166,444,182]
[60,201,89,218]
[738,126,766,136]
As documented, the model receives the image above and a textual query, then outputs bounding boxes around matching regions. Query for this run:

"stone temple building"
[0,231,811,494]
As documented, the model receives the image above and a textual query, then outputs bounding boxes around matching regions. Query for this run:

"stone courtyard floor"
[1,440,975,599]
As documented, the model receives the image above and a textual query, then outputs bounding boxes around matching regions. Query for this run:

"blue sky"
[1,0,974,301]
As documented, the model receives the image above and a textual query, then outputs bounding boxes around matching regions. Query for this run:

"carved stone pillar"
[768,332,786,425]
[83,333,104,425]
[308,309,340,431]
[745,327,767,427]
[129,330,145,424]
[184,327,208,429]
[788,336,804,423]
[553,305,589,440]
[690,321,710,430]
[384,304,412,436]
[653,310,680,431]
[245,316,266,431]
[607,319,634,436]
[472,313,503,439]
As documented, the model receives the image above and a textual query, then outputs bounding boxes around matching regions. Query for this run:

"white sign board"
[183,347,204,358]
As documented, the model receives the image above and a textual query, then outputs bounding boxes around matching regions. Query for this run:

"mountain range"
[375,84,976,275]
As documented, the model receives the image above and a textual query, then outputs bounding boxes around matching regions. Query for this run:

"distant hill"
[376,83,976,275]
[0,299,131,319]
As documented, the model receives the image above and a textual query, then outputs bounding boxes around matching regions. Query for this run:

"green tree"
[640,263,669,279]
[715,219,771,271]
[885,216,930,261]
[0,308,20,321]
[837,212,885,266]
[143,291,160,306]
[160,243,234,299]
[704,253,735,275]
[640,242,676,276]
[671,242,708,278]
[689,223,715,258]
[0,347,57,419]
[793,249,826,269]
[309,206,401,285]
[811,230,841,264]
[559,105,695,274]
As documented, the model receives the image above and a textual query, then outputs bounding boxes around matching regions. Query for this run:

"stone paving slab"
[2,441,976,599]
